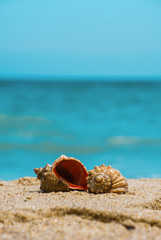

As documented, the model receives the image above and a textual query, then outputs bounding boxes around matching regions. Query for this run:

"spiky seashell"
[34,155,88,192]
[86,164,128,194]
[34,163,69,192]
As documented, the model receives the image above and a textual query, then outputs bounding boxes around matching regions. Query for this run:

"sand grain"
[0,177,161,240]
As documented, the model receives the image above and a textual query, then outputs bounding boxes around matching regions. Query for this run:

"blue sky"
[0,0,161,79]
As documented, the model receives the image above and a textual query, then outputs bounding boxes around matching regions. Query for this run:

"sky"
[0,0,161,79]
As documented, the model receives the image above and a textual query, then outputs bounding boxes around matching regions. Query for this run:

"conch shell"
[34,155,88,192]
[34,163,69,192]
[86,164,128,194]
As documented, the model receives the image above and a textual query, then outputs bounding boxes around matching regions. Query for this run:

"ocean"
[0,80,161,180]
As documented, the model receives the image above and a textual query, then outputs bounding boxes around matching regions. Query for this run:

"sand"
[0,177,161,240]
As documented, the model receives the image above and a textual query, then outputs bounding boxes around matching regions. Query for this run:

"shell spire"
[86,164,128,194]
[34,163,69,192]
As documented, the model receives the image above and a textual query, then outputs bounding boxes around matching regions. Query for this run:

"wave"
[107,136,161,146]
[0,142,103,154]
[0,114,54,137]
[0,114,75,141]
[0,114,52,124]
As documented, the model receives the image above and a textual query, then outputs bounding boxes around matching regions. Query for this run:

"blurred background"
[0,0,161,180]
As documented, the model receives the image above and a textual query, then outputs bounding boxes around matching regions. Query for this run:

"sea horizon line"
[0,75,161,83]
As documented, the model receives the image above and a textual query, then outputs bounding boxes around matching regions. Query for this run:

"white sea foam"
[149,174,161,178]
[107,136,161,146]
[107,136,140,145]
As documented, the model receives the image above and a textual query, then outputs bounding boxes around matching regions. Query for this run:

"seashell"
[86,164,128,194]
[52,155,88,191]
[34,163,69,192]
[34,155,88,192]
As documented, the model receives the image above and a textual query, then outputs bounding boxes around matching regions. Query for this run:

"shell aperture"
[52,155,88,190]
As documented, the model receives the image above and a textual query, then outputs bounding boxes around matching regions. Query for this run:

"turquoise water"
[0,80,161,180]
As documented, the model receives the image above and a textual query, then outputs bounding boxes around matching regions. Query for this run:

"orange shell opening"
[52,159,88,190]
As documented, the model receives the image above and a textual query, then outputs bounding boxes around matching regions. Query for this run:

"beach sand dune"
[0,178,161,240]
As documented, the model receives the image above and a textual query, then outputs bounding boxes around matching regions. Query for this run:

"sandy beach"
[0,177,161,240]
